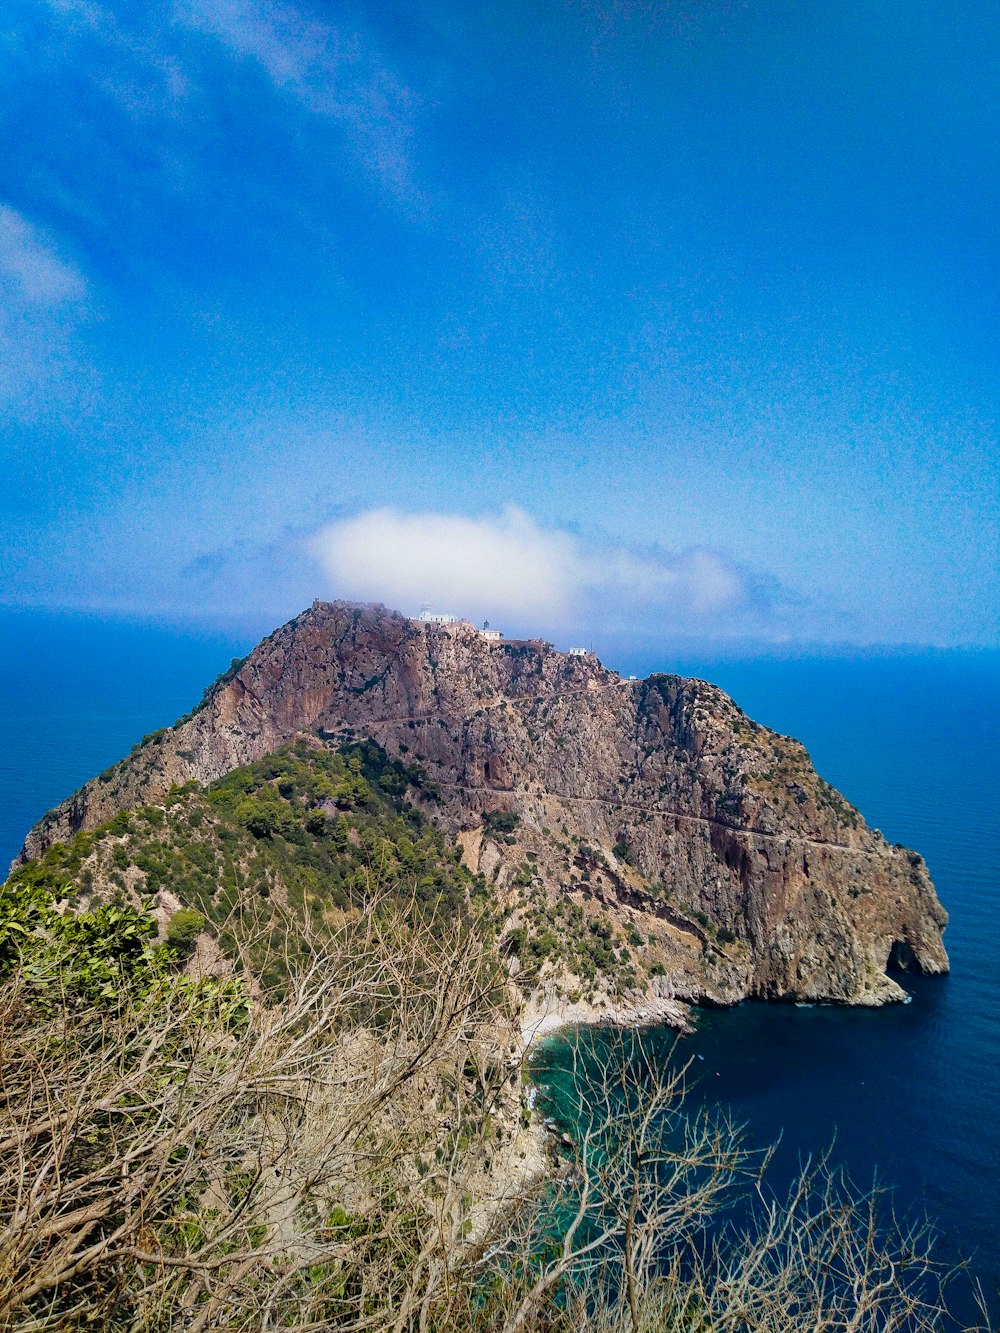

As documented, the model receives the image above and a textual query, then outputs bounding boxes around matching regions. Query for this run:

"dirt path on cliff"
[423,778,868,855]
[325,679,869,856]
[321,680,875,856]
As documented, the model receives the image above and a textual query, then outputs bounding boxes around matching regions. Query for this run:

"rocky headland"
[17,600,948,1012]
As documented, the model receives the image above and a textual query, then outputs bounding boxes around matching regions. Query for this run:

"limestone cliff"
[17,600,948,1006]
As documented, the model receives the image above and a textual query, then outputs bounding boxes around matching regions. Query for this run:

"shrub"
[483,809,520,837]
[612,841,631,864]
[165,908,206,957]
[0,923,959,1333]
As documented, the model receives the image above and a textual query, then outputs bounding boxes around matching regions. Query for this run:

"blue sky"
[1,0,997,647]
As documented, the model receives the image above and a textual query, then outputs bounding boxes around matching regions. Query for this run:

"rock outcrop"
[17,600,948,1006]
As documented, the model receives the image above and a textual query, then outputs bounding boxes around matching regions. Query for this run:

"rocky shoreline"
[519,989,693,1048]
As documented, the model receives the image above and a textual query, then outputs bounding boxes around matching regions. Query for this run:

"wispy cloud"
[0,204,89,411]
[33,0,189,121]
[174,0,418,199]
[181,524,321,616]
[307,506,759,633]
[0,205,87,306]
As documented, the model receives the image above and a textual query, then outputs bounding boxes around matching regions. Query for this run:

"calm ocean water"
[540,645,1000,1317]
[0,609,266,873]
[2,610,997,1308]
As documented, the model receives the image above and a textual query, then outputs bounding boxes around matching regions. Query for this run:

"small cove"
[2,613,996,1317]
[532,648,999,1320]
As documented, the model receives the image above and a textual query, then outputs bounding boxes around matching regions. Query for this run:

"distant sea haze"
[2,609,997,1312]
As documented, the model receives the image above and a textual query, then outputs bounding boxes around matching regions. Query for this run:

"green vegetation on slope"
[0,739,521,1331]
[2,737,489,994]
[0,736,973,1333]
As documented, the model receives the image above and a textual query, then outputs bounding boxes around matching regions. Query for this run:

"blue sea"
[2,609,997,1312]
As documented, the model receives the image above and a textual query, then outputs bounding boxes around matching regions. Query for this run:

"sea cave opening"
[887,938,918,974]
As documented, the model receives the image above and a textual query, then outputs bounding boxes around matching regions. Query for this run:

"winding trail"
[422,778,866,856]
[320,673,870,858]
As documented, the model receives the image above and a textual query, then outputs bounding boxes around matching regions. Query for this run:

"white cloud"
[309,508,578,622]
[0,205,89,412]
[594,544,746,616]
[308,507,750,632]
[0,206,87,306]
[175,0,417,198]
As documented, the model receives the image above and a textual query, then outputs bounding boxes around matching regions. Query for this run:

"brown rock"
[15,600,948,1005]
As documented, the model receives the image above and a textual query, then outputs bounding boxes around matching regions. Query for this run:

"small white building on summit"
[416,605,459,625]
[414,607,503,640]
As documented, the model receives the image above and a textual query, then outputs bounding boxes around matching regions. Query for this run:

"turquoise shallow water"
[537,648,1000,1317]
[1,613,997,1309]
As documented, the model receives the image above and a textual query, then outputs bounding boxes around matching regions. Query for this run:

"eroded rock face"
[17,600,948,1004]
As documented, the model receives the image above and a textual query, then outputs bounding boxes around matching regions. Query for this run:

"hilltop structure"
[416,604,460,625]
[414,605,503,641]
[17,600,949,1013]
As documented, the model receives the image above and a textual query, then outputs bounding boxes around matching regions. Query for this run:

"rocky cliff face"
[18,600,948,1006]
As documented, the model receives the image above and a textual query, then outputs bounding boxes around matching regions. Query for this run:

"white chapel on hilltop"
[414,606,503,640]
[416,604,458,625]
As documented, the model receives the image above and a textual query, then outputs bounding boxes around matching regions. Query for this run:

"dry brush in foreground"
[0,901,987,1332]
